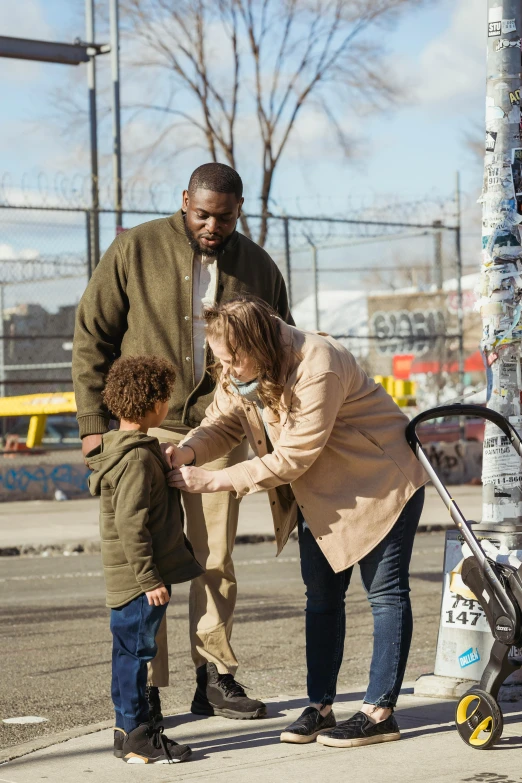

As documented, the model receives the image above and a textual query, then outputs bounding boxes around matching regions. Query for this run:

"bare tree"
[118,0,427,244]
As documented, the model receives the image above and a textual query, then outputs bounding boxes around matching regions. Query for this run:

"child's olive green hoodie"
[87,430,203,608]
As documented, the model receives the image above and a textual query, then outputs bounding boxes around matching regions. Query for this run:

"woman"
[166,297,427,749]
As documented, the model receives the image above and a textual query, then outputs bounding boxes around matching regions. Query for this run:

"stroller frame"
[406,403,522,749]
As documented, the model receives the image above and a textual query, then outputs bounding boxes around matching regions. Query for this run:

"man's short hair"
[188,162,243,200]
[102,355,176,422]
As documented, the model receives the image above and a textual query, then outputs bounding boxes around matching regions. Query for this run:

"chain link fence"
[0,199,476,444]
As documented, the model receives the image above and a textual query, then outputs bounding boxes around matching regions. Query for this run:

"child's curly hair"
[102,356,176,422]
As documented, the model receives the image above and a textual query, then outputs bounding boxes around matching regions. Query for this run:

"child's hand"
[145,585,170,606]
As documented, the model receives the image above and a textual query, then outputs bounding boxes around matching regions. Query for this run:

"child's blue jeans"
[110,587,171,733]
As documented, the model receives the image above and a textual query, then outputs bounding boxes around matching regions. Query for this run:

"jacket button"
[185,315,189,320]
[318,536,322,540]
[246,407,251,411]
[257,440,262,444]
[185,275,190,281]
[185,357,191,362]
[300,505,304,509]
[271,501,275,505]
[276,527,280,532]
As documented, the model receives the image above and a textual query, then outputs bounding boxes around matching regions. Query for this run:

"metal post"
[313,243,319,331]
[85,209,93,279]
[283,216,293,309]
[0,284,5,399]
[110,0,123,233]
[86,0,100,269]
[479,0,522,531]
[433,219,443,289]
[455,172,465,399]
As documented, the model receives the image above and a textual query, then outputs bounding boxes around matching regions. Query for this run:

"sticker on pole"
[441,570,490,633]
[482,433,522,485]
[458,647,481,669]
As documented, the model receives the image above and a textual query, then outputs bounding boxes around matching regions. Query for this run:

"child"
[86,355,204,764]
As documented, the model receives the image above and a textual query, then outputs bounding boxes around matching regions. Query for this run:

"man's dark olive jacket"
[73,210,294,437]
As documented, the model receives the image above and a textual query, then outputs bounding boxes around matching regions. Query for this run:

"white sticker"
[482,432,522,484]
[441,580,490,633]
[489,6,502,23]
[502,18,517,34]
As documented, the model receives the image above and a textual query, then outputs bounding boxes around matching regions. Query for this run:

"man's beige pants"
[146,427,248,685]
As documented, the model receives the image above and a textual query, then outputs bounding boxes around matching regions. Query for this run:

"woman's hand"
[167,466,233,493]
[160,443,195,468]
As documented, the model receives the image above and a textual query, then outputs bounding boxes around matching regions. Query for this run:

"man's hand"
[161,443,195,469]
[145,585,170,606]
[82,433,103,464]
[167,466,233,493]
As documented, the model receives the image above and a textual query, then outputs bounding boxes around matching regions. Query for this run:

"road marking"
[0,571,103,583]
[235,556,299,566]
[2,717,47,725]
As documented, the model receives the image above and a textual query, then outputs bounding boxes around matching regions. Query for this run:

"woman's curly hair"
[204,297,286,413]
[102,355,176,422]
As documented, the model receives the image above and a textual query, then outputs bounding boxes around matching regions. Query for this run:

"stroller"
[406,403,522,750]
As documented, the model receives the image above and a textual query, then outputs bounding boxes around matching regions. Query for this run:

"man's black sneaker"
[191,662,267,720]
[113,727,126,758]
[280,706,336,744]
[317,711,400,748]
[122,723,192,764]
[146,685,163,724]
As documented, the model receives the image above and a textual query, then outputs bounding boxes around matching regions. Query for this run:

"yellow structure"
[0,392,76,448]
[374,376,416,408]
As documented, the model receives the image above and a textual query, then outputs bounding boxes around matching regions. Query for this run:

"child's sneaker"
[122,723,192,764]
[113,727,127,758]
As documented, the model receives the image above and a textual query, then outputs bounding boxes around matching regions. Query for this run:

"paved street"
[0,532,446,751]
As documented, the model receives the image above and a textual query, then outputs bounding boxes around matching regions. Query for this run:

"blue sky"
[1,0,485,208]
[0,0,486,310]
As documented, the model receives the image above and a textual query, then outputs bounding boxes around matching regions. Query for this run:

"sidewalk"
[1,686,521,783]
[0,485,481,552]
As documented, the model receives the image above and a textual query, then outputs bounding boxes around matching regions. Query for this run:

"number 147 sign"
[441,586,490,634]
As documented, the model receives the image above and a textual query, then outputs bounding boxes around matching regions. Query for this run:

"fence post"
[85,210,93,279]
[283,216,293,310]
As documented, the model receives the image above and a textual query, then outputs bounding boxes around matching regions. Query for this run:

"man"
[73,162,293,721]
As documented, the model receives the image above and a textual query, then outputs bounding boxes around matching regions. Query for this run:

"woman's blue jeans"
[298,487,425,709]
[110,587,171,733]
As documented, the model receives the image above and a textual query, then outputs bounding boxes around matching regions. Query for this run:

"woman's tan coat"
[182,321,427,573]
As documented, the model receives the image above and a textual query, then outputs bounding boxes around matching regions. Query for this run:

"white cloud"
[398,0,487,108]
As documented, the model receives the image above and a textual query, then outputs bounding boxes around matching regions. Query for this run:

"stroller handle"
[406,403,522,457]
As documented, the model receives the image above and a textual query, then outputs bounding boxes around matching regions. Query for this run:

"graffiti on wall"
[0,463,90,499]
[371,309,446,356]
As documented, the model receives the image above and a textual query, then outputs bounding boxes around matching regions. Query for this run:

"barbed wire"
[0,172,460,226]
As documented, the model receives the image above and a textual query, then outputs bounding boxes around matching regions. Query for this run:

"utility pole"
[86,0,100,269]
[433,219,443,289]
[415,0,522,701]
[110,0,123,233]
[304,234,320,330]
[479,1,522,529]
[455,172,465,400]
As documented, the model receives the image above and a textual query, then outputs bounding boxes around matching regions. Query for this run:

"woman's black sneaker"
[191,662,267,719]
[122,723,192,764]
[280,707,336,744]
[113,727,126,758]
[146,685,163,724]
[317,711,400,748]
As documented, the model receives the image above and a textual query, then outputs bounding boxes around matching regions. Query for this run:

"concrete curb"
[0,720,113,764]
[0,525,450,558]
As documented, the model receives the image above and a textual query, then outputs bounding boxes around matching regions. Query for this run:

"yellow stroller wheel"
[455,689,503,749]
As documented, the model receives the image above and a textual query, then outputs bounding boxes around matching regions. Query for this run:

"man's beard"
[183,214,233,257]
